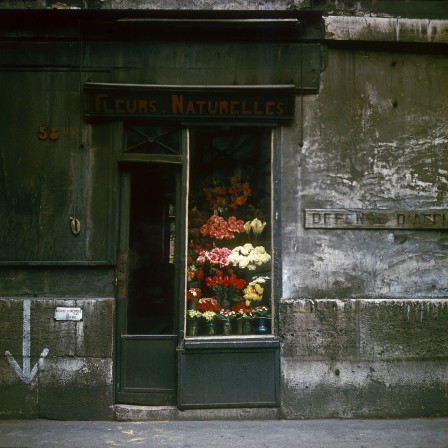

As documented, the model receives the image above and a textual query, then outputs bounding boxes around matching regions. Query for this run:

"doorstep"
[114,405,281,421]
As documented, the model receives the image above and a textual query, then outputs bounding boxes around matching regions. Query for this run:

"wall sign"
[305,209,448,230]
[54,307,83,321]
[84,83,295,123]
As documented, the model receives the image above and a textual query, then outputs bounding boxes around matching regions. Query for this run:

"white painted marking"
[4,299,49,384]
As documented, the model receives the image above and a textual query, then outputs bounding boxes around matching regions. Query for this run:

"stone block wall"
[0,298,114,420]
[279,299,448,418]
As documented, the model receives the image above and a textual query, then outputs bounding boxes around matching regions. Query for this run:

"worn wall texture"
[0,298,114,419]
[279,35,448,417]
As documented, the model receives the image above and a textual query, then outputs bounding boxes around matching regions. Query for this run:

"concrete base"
[113,405,281,421]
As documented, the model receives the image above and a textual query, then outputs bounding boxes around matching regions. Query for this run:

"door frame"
[114,124,187,406]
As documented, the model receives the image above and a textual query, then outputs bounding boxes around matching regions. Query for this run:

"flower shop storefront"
[85,83,294,408]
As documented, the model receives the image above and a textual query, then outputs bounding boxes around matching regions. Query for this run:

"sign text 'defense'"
[304,209,448,230]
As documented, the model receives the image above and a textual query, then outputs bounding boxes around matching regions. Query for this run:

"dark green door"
[116,163,180,405]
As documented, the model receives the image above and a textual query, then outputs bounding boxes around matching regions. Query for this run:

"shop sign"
[305,209,448,230]
[84,83,295,122]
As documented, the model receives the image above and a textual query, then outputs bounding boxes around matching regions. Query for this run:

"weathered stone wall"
[0,298,114,419]
[279,299,448,417]
[279,40,448,417]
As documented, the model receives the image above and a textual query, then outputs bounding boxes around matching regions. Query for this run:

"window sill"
[182,334,280,350]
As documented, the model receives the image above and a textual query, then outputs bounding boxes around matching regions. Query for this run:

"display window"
[186,126,273,337]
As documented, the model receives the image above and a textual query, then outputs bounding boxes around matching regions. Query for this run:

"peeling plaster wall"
[282,48,448,300]
[279,43,448,417]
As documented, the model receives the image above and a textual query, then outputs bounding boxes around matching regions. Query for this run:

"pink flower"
[196,247,232,267]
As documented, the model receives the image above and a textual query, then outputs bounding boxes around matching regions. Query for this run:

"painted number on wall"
[38,127,75,140]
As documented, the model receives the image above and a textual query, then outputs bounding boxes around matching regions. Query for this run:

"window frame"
[181,122,281,342]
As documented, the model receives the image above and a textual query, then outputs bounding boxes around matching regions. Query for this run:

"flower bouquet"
[233,305,254,335]
[187,287,202,309]
[186,309,202,336]
[228,244,271,271]
[217,309,236,335]
[202,310,218,336]
[253,306,271,334]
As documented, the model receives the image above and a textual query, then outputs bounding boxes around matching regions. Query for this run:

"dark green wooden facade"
[0,9,324,417]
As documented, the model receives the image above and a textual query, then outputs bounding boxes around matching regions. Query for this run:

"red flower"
[187,288,202,301]
[232,303,253,317]
[197,298,222,312]
[200,215,245,240]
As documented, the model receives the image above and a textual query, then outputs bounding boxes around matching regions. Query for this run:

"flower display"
[196,297,221,313]
[243,283,264,307]
[186,172,271,336]
[218,309,236,320]
[205,269,246,290]
[187,309,202,320]
[253,306,271,318]
[196,247,232,267]
[200,215,245,240]
[202,311,217,321]
[204,176,252,210]
[228,244,271,271]
[236,307,254,319]
[245,218,266,236]
[187,288,202,301]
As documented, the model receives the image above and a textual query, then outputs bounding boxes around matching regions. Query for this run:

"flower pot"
[222,320,232,336]
[205,320,217,336]
[255,317,269,334]
[242,319,253,335]
[187,319,199,336]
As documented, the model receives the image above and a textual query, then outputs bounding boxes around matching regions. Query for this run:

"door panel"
[116,163,180,405]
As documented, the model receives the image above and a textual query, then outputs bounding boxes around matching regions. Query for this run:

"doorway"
[116,162,180,406]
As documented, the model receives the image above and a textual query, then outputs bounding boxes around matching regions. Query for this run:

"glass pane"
[127,165,177,334]
[186,126,272,337]
[125,125,181,156]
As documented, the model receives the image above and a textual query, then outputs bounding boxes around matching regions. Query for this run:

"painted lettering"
[138,100,148,113]
[253,101,264,115]
[95,94,109,112]
[276,102,285,115]
[185,100,196,114]
[196,100,206,114]
[312,213,321,224]
[265,101,276,116]
[230,101,241,115]
[433,213,446,225]
[241,101,252,115]
[207,101,218,114]
[219,101,229,114]
[149,100,157,113]
[115,99,125,113]
[126,99,137,113]
[171,94,183,113]
[397,214,405,225]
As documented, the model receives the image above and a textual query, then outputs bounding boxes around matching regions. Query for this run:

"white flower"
[229,245,271,270]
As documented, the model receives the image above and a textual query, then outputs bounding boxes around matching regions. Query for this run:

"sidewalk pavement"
[0,419,447,448]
